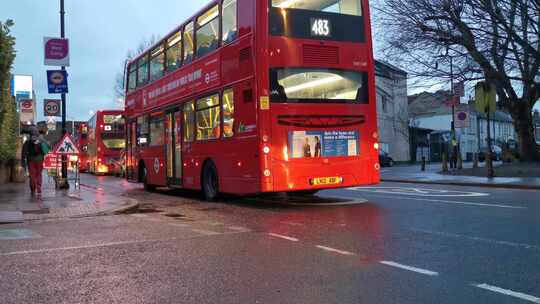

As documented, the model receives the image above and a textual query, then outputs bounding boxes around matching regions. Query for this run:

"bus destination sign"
[310,18,332,37]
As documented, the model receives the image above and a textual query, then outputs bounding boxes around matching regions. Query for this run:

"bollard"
[457,153,463,170]
[442,153,449,172]
[473,153,479,168]
[421,156,426,171]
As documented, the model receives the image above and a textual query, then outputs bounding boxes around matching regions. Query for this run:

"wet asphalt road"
[1,175,539,304]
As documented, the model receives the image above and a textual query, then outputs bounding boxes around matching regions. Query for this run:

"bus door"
[166,110,183,185]
[127,120,137,181]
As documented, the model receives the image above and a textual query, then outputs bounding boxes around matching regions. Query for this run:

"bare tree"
[113,35,159,105]
[376,0,540,161]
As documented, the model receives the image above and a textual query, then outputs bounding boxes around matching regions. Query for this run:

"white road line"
[130,214,148,218]
[268,233,299,242]
[412,228,540,251]
[315,245,355,256]
[353,193,525,209]
[379,261,439,276]
[0,238,175,256]
[201,221,223,226]
[474,283,540,303]
[191,229,221,236]
[227,226,252,232]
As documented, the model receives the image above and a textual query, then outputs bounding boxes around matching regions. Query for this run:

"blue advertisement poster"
[289,130,359,158]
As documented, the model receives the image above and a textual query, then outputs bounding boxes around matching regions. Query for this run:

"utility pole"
[59,0,69,188]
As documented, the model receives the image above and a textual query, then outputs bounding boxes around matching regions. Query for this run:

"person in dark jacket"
[21,127,48,198]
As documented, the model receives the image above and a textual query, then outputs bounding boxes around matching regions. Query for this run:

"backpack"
[28,141,43,157]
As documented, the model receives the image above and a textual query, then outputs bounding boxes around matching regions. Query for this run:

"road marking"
[315,245,355,256]
[352,193,525,209]
[379,261,439,276]
[191,229,221,236]
[201,220,223,226]
[0,238,174,256]
[130,214,148,218]
[268,233,299,242]
[412,229,540,251]
[474,283,540,303]
[350,186,488,197]
[227,226,252,232]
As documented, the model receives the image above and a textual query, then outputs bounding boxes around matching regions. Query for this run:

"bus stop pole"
[59,0,69,189]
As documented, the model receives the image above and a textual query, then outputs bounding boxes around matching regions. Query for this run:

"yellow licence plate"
[311,176,342,186]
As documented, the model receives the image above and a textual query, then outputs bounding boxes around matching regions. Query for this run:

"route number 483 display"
[310,18,331,37]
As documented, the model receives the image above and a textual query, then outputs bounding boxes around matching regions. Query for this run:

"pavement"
[0,171,139,223]
[381,162,540,190]
[1,175,539,303]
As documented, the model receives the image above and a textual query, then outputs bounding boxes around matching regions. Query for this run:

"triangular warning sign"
[53,133,80,154]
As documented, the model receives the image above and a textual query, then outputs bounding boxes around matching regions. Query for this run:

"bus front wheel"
[202,161,219,201]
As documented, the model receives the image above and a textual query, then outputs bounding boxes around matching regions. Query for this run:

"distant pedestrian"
[21,127,49,199]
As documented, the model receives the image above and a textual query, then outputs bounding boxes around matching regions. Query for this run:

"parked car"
[379,150,394,167]
[478,145,502,162]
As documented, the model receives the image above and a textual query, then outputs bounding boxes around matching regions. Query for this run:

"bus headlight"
[374,143,380,150]
[263,146,270,154]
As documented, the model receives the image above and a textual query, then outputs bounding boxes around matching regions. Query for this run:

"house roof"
[375,60,407,78]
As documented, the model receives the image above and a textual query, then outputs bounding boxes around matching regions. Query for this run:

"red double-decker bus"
[87,110,125,175]
[74,122,89,172]
[125,0,379,200]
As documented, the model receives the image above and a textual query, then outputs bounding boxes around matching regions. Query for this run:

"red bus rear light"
[373,143,380,150]
[263,146,270,154]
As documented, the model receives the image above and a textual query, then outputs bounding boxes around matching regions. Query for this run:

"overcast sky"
[2,1,537,123]
[2,0,208,121]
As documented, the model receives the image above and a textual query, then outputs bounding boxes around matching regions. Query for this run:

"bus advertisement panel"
[124,0,379,200]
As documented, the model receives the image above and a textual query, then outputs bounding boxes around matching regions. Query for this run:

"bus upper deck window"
[196,5,219,58]
[271,0,361,16]
[222,0,237,44]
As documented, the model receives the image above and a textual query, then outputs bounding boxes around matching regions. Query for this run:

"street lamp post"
[59,0,69,188]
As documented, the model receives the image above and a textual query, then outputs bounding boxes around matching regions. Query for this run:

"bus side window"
[222,0,237,44]
[183,101,195,142]
[137,115,149,146]
[222,88,234,138]
[196,94,220,140]
[149,115,164,146]
[183,22,194,64]
[196,5,219,58]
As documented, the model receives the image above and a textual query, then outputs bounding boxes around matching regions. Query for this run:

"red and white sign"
[43,153,60,169]
[53,133,80,154]
[44,37,70,66]
[20,99,34,113]
[44,99,61,117]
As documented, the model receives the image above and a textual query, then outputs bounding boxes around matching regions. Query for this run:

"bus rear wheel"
[202,161,219,201]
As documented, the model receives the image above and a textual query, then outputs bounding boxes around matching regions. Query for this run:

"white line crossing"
[315,245,355,256]
[379,261,439,276]
[268,233,299,242]
[474,283,540,303]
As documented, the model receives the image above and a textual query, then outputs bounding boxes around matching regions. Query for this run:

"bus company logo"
[153,158,160,174]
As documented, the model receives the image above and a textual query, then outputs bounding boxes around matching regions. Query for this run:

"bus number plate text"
[310,18,331,37]
[311,176,341,186]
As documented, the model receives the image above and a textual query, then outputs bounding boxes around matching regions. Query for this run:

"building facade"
[375,61,409,162]
[408,90,516,161]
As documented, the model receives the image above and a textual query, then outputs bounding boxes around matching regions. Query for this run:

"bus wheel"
[142,166,156,192]
[202,161,219,201]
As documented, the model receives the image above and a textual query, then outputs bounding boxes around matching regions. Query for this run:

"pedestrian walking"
[21,127,49,199]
